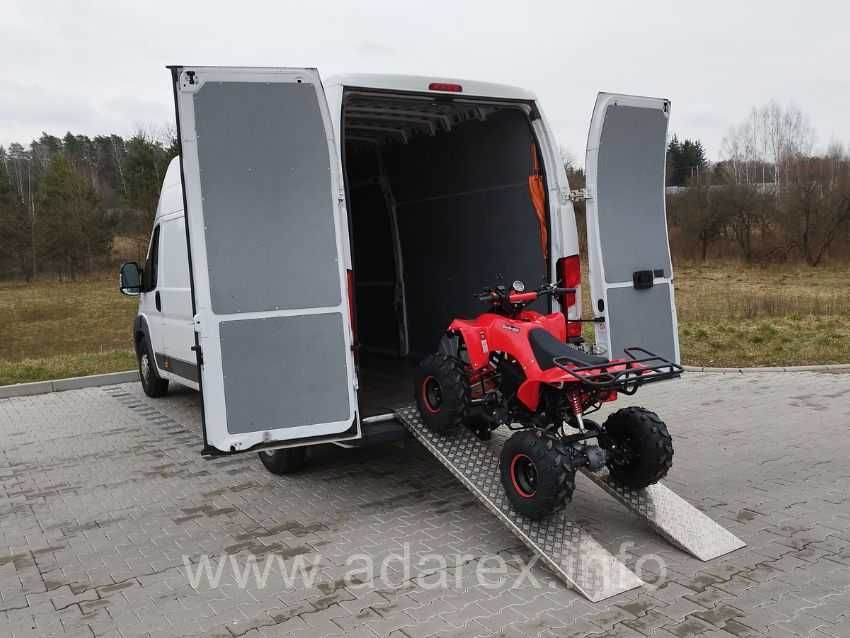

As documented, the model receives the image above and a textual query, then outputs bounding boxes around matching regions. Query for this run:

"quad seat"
[528,328,609,370]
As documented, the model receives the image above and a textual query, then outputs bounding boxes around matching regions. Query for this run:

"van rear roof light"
[428,82,463,92]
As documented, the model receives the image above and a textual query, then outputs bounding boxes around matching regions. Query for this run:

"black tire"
[414,354,468,434]
[137,337,168,398]
[499,430,575,520]
[258,447,308,475]
[601,407,673,489]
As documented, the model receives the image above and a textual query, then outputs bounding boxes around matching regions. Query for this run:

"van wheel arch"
[133,315,150,355]
[134,331,145,355]
[134,316,168,397]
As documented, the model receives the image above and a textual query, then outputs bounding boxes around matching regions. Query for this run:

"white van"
[119,67,678,473]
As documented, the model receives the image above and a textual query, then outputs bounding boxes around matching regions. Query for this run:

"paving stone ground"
[0,371,848,638]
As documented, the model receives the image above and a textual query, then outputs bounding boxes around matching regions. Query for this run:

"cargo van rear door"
[172,66,358,454]
[584,93,680,363]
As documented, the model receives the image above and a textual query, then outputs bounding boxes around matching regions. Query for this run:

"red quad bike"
[414,280,683,520]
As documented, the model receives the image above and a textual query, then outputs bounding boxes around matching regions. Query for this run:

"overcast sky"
[2,0,848,161]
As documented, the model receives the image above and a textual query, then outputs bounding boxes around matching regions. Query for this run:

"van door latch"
[191,344,204,366]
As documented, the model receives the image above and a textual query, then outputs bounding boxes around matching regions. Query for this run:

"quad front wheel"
[600,407,673,489]
[414,354,469,434]
[499,430,575,520]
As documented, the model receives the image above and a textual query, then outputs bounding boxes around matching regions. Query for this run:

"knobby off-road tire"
[138,338,168,398]
[499,430,576,520]
[601,406,673,489]
[414,354,469,434]
[258,447,308,475]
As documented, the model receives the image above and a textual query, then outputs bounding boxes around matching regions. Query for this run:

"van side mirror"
[119,262,143,296]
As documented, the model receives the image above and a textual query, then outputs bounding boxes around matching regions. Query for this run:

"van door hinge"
[568,188,592,202]
[191,344,203,366]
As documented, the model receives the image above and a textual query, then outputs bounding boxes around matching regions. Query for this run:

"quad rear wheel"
[499,430,575,520]
[414,354,469,434]
[600,407,673,489]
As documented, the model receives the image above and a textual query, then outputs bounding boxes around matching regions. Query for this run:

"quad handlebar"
[476,282,576,314]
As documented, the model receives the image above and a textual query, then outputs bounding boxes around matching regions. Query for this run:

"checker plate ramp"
[578,468,746,561]
[394,405,643,602]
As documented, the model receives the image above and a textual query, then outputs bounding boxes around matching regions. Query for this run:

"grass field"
[0,277,138,385]
[1,262,849,385]
[671,262,850,367]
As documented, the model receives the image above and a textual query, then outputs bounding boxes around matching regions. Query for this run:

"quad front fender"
[446,320,491,370]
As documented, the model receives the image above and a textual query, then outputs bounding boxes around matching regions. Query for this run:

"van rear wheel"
[138,339,168,398]
[258,447,308,475]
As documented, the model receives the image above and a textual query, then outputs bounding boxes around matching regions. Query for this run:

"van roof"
[324,73,536,101]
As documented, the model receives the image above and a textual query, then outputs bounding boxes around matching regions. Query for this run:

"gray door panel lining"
[606,284,676,362]
[596,104,671,283]
[193,81,341,314]
[219,314,351,434]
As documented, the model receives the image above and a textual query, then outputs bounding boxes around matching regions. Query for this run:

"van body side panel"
[529,111,580,308]
[174,66,358,453]
[158,214,196,382]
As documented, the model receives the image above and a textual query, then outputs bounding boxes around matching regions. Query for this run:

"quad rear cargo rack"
[553,347,683,393]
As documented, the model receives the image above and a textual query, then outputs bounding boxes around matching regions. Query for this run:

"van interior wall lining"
[385,108,548,356]
[374,145,409,356]
[346,142,400,356]
[344,96,549,365]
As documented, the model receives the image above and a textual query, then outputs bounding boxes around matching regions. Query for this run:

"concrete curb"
[0,370,139,399]
[683,364,850,373]
[2,362,848,400]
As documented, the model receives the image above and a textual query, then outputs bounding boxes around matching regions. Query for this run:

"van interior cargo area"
[342,90,551,417]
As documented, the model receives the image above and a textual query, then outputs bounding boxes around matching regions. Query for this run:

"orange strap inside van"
[528,144,548,259]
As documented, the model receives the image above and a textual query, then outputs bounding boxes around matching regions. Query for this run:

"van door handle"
[155,291,162,312]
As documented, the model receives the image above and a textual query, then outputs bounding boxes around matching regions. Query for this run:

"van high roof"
[324,73,537,101]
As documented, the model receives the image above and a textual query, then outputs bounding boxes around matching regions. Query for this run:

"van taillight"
[557,255,581,339]
[428,82,463,92]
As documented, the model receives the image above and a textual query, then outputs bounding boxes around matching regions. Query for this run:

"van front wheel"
[259,447,308,475]
[138,339,168,398]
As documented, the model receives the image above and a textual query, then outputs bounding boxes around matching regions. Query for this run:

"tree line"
[567,101,850,266]
[0,131,175,280]
[670,102,850,265]
[3,100,849,282]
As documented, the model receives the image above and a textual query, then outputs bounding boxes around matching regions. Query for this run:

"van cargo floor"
[392,404,745,602]
[357,354,420,417]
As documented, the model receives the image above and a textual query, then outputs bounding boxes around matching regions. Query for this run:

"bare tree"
[778,157,850,266]
[559,144,578,173]
[671,178,731,261]
[720,101,814,186]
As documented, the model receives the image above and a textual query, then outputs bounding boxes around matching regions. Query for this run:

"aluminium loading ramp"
[393,404,745,602]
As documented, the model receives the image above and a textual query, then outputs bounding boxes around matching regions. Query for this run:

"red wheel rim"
[421,376,442,414]
[510,453,537,498]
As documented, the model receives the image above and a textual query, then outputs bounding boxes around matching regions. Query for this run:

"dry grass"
[582,261,850,367]
[673,262,850,366]
[1,261,849,385]
[0,276,138,385]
